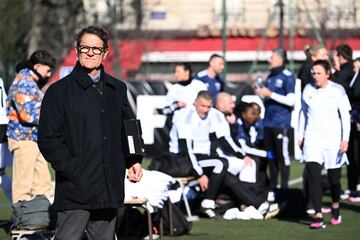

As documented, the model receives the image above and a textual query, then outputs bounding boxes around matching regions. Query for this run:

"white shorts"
[303,146,348,169]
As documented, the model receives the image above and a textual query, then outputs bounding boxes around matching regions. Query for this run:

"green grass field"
[0,160,359,239]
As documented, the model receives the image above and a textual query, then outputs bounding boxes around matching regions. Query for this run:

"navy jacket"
[194,70,224,103]
[38,62,142,211]
[263,66,295,129]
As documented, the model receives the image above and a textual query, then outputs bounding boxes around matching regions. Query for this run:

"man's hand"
[298,139,304,150]
[243,156,253,166]
[255,87,272,98]
[226,113,237,124]
[340,140,348,153]
[177,101,187,108]
[127,163,143,183]
[198,175,209,192]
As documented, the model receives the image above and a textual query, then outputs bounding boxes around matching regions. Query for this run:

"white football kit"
[163,80,207,115]
[299,81,351,169]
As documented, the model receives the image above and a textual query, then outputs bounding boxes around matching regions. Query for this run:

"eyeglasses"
[78,45,106,55]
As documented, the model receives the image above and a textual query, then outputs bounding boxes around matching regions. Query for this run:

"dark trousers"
[195,154,228,200]
[54,208,117,240]
[264,127,291,189]
[253,140,269,189]
[254,155,269,189]
[195,154,264,207]
[347,124,360,192]
[302,165,311,207]
[307,162,341,214]
[0,124,7,142]
[223,173,266,208]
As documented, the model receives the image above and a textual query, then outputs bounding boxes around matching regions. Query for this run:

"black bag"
[116,206,148,239]
[11,194,52,230]
[275,188,307,218]
[148,152,196,177]
[159,204,192,236]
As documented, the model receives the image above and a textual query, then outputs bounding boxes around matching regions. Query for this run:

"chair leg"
[160,214,164,240]
[168,199,174,236]
[146,209,153,240]
[182,186,193,219]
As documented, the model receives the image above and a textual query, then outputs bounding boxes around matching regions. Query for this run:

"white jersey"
[299,81,351,149]
[169,106,221,175]
[0,78,8,125]
[214,112,256,183]
[163,80,207,114]
[170,106,251,177]
[169,106,219,155]
[213,110,246,157]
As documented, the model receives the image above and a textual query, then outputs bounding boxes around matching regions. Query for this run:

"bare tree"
[0,0,30,84]
[27,0,85,60]
[0,0,85,85]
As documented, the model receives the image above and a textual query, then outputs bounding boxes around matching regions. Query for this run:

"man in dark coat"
[333,44,354,92]
[38,25,143,240]
[346,58,360,201]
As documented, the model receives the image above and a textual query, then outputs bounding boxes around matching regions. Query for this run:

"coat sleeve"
[120,83,144,168]
[38,84,79,181]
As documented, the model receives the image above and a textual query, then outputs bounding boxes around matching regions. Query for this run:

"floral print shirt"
[6,68,43,141]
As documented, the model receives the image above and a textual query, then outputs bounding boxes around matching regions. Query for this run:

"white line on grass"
[282,169,327,187]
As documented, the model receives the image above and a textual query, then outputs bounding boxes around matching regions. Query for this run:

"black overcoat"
[38,62,141,211]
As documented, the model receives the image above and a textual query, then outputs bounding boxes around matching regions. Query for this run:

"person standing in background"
[346,57,360,202]
[333,44,354,92]
[7,50,56,203]
[38,25,143,240]
[194,54,225,103]
[163,62,206,116]
[298,44,329,91]
[255,48,295,197]
[161,62,207,152]
[299,60,351,229]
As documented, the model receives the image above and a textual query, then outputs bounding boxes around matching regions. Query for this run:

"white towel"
[124,169,176,212]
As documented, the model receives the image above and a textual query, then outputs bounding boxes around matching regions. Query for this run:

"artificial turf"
[0,160,359,239]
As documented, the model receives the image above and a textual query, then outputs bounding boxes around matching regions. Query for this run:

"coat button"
[101,109,105,113]
[103,136,108,140]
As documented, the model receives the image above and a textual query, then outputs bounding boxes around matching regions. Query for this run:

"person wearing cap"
[255,48,295,195]
[6,49,56,203]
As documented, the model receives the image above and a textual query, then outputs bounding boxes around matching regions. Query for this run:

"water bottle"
[256,76,264,88]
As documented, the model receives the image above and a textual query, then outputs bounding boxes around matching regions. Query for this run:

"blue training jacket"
[263,66,295,129]
[194,69,224,102]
